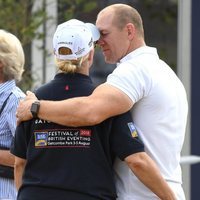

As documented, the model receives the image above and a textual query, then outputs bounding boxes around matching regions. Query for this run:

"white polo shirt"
[107,46,188,200]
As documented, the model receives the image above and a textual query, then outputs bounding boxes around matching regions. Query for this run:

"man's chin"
[105,59,116,64]
[104,56,115,64]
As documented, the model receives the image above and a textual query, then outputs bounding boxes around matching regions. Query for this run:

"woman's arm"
[14,156,26,190]
[125,152,176,200]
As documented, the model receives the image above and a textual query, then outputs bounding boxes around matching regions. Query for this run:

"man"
[0,30,25,200]
[12,19,175,200]
[16,4,188,200]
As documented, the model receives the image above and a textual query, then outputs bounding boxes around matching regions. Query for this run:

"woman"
[0,29,25,200]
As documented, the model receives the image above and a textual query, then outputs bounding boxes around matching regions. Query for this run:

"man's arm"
[14,156,26,190]
[17,83,133,126]
[125,152,176,200]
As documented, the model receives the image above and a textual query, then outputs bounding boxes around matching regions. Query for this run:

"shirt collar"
[0,80,16,95]
[117,46,158,65]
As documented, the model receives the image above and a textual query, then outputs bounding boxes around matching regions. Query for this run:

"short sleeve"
[10,121,31,159]
[110,111,145,160]
[106,62,151,104]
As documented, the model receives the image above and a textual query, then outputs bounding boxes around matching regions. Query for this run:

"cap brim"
[85,23,100,42]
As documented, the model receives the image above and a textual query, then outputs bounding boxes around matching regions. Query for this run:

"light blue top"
[0,80,25,200]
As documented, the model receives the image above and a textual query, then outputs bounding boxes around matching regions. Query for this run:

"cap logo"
[58,41,73,45]
[88,37,93,47]
[75,47,85,56]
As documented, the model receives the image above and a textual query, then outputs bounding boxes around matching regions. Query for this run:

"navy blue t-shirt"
[11,73,144,200]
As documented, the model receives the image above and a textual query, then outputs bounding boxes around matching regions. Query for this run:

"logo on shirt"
[35,132,48,147]
[34,128,92,148]
[127,122,138,138]
[80,129,91,136]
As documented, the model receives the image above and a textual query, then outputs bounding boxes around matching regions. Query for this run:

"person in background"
[11,19,175,200]
[0,30,25,200]
[16,3,188,200]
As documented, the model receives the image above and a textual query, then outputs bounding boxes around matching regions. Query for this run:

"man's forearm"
[17,94,97,127]
[38,97,99,127]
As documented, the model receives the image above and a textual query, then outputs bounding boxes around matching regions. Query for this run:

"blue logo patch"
[35,132,48,147]
[127,122,138,138]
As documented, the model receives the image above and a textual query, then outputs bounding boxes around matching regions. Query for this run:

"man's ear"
[126,23,135,40]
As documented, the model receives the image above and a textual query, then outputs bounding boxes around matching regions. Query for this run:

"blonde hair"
[55,47,89,73]
[0,29,25,82]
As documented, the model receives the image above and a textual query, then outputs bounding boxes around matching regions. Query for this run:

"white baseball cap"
[53,19,100,60]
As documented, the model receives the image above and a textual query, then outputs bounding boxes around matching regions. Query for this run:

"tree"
[0,0,98,90]
[0,0,48,90]
[0,0,177,89]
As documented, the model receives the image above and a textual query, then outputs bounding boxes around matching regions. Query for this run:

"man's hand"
[16,91,38,125]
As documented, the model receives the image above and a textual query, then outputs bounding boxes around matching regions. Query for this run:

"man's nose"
[96,37,104,46]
